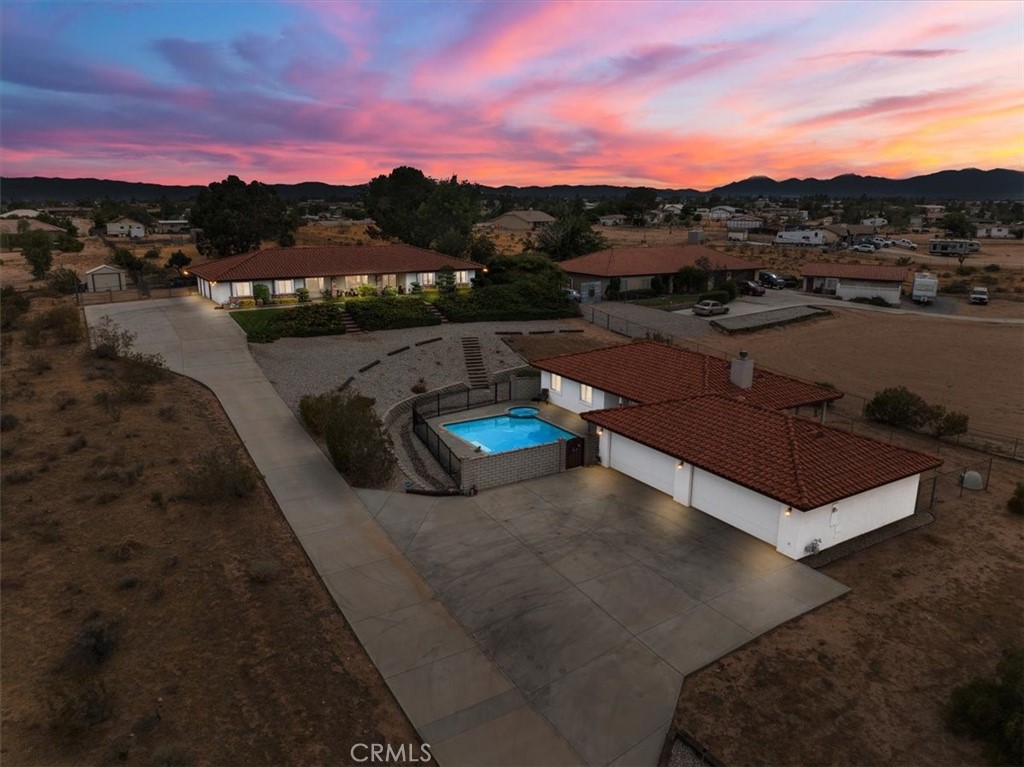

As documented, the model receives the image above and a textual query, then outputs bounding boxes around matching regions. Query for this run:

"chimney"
[730,350,754,389]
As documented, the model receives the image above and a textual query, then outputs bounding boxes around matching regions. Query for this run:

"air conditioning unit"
[804,538,822,555]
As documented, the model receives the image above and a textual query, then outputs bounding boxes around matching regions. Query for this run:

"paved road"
[84,297,849,767]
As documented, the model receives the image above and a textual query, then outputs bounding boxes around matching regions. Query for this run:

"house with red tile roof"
[801,262,908,305]
[532,341,941,559]
[187,245,484,304]
[558,245,761,302]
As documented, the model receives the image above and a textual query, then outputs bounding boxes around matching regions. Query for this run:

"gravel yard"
[250,319,590,417]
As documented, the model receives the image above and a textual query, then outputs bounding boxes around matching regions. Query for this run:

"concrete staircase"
[339,309,362,334]
[424,302,449,323]
[461,336,489,389]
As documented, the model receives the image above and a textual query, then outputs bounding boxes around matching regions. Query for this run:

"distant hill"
[2,168,1020,203]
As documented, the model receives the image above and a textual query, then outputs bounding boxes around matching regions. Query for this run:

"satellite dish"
[961,471,984,490]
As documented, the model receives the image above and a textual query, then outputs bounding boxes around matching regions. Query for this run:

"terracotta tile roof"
[582,396,942,509]
[801,262,908,282]
[559,245,761,277]
[533,341,842,410]
[187,245,484,282]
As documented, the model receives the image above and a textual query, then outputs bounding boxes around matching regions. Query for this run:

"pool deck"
[429,400,590,460]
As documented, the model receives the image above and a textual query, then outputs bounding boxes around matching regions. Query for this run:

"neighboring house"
[187,244,483,304]
[725,214,764,231]
[801,262,908,304]
[532,341,941,560]
[490,210,556,231]
[154,220,190,234]
[823,223,878,246]
[861,217,888,227]
[559,245,761,302]
[775,228,827,246]
[976,223,1012,238]
[85,264,127,292]
[598,214,628,227]
[917,204,946,221]
[106,217,146,238]
[707,206,736,221]
[0,219,66,235]
[0,209,41,219]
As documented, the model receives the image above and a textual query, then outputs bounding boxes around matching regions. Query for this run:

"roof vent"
[730,351,754,389]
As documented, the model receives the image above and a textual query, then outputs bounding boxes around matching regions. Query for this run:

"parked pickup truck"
[969,287,989,305]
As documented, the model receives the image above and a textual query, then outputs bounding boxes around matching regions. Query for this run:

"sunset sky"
[2,1,1022,189]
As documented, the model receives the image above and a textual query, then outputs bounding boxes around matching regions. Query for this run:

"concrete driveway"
[84,297,849,767]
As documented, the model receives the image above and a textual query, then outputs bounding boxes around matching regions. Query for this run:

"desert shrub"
[55,391,77,410]
[66,435,87,453]
[277,296,298,305]
[47,267,82,295]
[956,265,977,276]
[119,354,167,385]
[299,390,345,436]
[296,287,310,303]
[436,283,579,322]
[253,284,271,304]
[48,680,114,738]
[344,296,440,330]
[864,386,932,429]
[720,280,740,301]
[28,354,52,375]
[248,561,280,584]
[89,317,136,359]
[849,296,892,307]
[158,405,177,422]
[944,280,971,295]
[186,447,259,503]
[1,413,20,431]
[931,408,969,438]
[0,286,30,329]
[945,647,1023,765]
[237,298,256,309]
[984,263,1001,272]
[4,469,34,485]
[411,378,427,394]
[113,380,153,404]
[65,621,119,669]
[322,392,396,487]
[1008,483,1024,516]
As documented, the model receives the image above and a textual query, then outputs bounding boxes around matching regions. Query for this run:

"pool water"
[444,415,577,454]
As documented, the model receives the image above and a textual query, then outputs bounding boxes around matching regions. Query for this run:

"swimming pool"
[443,414,577,454]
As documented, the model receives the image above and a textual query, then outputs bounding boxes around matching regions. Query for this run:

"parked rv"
[911,273,938,305]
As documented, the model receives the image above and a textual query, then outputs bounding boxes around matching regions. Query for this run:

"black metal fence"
[412,409,462,485]
[915,458,993,512]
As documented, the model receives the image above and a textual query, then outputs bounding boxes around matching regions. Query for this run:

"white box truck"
[911,273,938,304]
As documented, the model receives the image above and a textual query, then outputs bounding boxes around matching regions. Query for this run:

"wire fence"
[579,303,1024,462]
[916,459,993,512]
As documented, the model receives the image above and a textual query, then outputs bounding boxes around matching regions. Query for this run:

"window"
[345,274,369,290]
[419,272,436,287]
[381,274,397,287]
[550,374,562,393]
[305,277,323,292]
[455,270,468,285]
[294,278,306,290]
[274,279,294,295]
[232,282,253,297]
[580,384,593,404]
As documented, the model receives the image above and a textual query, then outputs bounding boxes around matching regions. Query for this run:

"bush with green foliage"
[22,233,53,279]
[253,284,271,304]
[22,304,83,345]
[436,283,579,322]
[296,287,310,303]
[190,175,297,257]
[299,391,346,437]
[720,280,740,301]
[1008,482,1024,516]
[322,392,396,487]
[864,386,932,429]
[698,290,731,305]
[436,265,457,296]
[344,296,441,330]
[928,406,970,438]
[48,680,114,739]
[54,233,84,253]
[236,304,347,342]
[944,647,1023,765]
[165,250,192,270]
[849,296,892,307]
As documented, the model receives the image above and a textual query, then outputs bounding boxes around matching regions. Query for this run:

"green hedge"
[698,290,730,304]
[233,304,347,343]
[435,284,580,323]
[343,296,441,331]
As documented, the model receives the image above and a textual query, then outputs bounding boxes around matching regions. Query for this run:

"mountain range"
[1,168,1020,203]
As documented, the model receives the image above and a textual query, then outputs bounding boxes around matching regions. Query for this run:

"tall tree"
[21,231,52,279]
[189,175,296,257]
[535,214,608,261]
[940,211,975,239]
[363,167,479,249]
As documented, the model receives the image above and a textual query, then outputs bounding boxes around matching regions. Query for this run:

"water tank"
[961,471,984,490]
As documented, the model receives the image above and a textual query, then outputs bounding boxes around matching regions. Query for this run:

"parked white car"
[896,239,918,250]
[692,300,730,317]
[851,243,876,253]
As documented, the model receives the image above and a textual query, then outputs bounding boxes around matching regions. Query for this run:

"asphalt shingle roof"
[582,396,942,510]
[559,245,761,277]
[533,341,842,410]
[187,245,484,282]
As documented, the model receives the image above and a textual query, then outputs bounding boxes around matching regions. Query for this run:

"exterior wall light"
[595,427,603,436]
[784,507,792,517]
[676,461,684,470]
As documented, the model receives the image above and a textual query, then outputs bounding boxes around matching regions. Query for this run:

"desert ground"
[0,296,417,765]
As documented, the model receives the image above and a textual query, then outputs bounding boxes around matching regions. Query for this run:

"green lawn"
[627,295,702,311]
[229,308,290,334]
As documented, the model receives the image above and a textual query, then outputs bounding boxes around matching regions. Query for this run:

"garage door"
[608,435,676,496]
[690,468,780,545]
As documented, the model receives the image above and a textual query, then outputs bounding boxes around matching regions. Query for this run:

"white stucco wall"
[541,372,614,414]
[690,468,782,545]
[776,473,920,559]
[199,279,231,304]
[837,281,901,305]
[606,434,677,495]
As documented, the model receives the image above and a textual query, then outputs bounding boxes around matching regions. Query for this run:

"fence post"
[436,392,440,415]
[930,476,937,509]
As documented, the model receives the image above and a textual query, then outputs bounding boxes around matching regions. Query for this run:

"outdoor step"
[424,302,449,323]
[340,309,363,333]
[461,336,490,389]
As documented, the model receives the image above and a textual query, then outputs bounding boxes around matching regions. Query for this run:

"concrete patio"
[83,297,849,767]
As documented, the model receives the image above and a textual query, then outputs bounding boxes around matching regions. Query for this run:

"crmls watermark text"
[350,743,432,763]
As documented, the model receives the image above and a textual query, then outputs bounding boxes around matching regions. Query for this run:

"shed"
[86,264,127,292]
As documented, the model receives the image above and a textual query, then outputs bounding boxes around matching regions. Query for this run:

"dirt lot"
[502,320,626,361]
[698,309,1024,438]
[0,296,417,765]
[672,451,1024,766]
